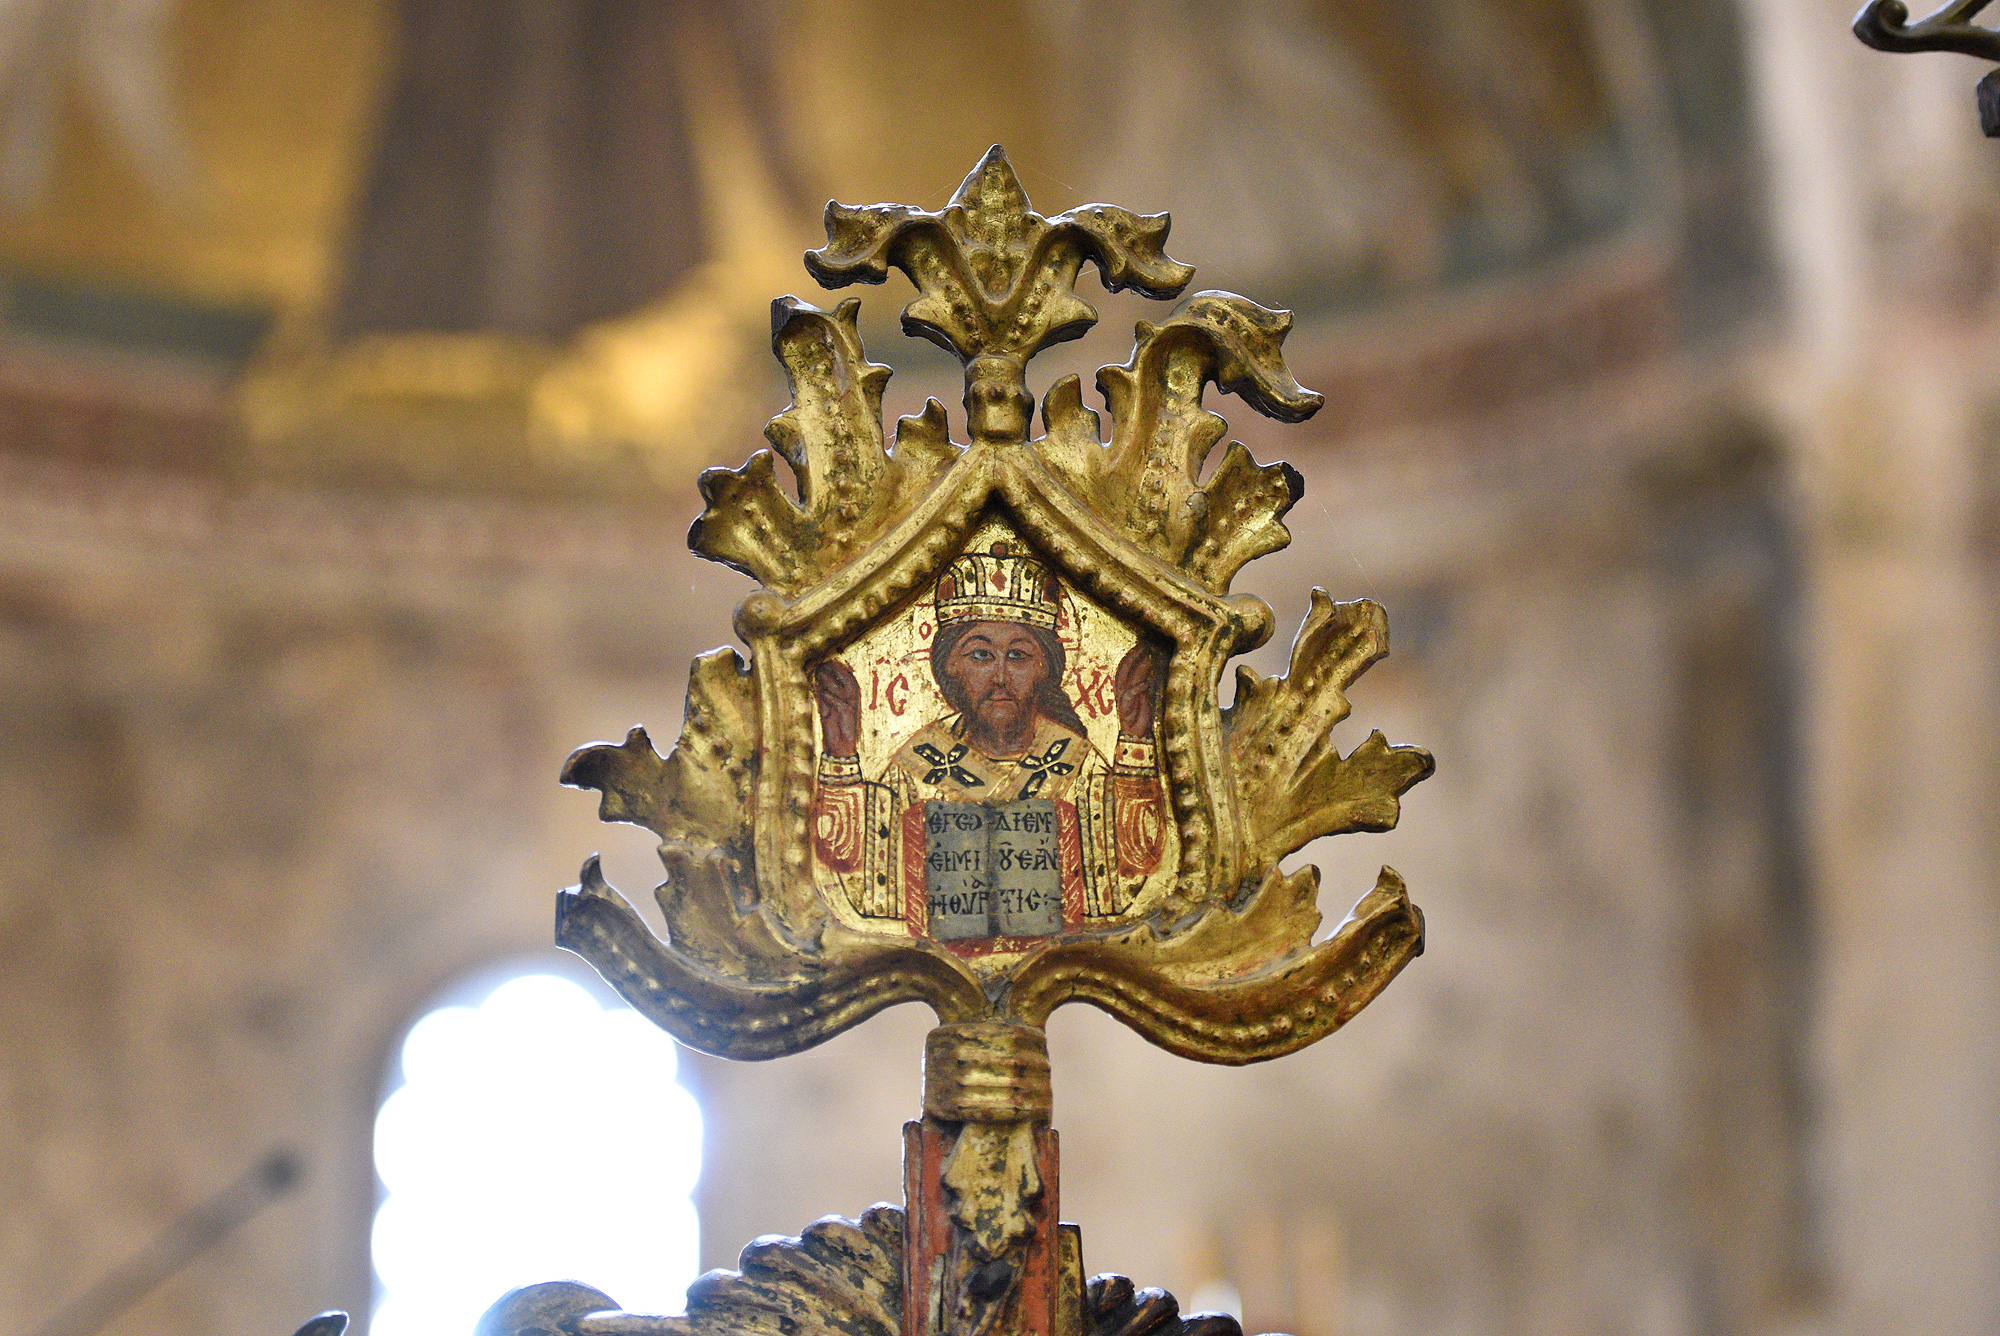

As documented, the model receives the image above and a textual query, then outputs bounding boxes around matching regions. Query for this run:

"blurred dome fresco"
[0,0,1768,490]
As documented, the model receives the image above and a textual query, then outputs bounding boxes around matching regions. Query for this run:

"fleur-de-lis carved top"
[806,146,1195,443]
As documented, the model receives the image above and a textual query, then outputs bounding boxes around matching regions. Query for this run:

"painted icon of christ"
[811,542,1166,945]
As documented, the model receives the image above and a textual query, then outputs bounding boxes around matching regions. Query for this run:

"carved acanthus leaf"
[1109,865,1325,984]
[476,1209,905,1336]
[475,1282,619,1336]
[1088,1273,1245,1336]
[1184,442,1304,593]
[1853,0,2000,61]
[805,145,1193,366]
[649,846,797,975]
[1222,593,1434,871]
[673,1207,904,1336]
[559,650,830,965]
[1005,868,1423,1062]
[346,1220,1278,1336]
[557,864,984,1057]
[559,725,671,832]
[689,298,954,594]
[1045,292,1320,591]
[561,648,757,849]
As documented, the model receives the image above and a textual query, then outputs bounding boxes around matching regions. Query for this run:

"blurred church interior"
[3,1,1997,1334]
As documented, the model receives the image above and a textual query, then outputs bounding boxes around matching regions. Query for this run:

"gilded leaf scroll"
[1224,593,1436,876]
[560,146,1432,1069]
[691,298,956,593]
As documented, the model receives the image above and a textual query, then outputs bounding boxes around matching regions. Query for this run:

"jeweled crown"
[935,541,1060,631]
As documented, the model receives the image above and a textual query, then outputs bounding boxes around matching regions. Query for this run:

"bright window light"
[371,972,702,1336]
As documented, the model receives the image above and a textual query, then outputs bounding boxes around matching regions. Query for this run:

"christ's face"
[942,620,1050,747]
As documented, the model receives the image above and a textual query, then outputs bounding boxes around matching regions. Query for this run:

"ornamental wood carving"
[535,147,1431,1336]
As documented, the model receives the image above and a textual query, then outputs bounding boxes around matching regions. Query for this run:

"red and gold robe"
[813,713,1164,944]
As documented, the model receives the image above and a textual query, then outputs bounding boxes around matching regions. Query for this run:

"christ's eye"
[1006,648,1034,662]
[965,648,994,663]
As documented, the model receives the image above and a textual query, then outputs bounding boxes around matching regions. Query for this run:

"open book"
[922,799,1063,940]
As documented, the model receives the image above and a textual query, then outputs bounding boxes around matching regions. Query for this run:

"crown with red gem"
[935,541,1060,631]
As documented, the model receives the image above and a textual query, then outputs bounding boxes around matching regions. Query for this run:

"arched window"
[371,969,702,1336]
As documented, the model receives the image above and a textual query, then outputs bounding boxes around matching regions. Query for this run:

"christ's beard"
[972,694,1030,744]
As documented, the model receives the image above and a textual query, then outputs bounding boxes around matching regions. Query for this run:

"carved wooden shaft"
[907,1022,1078,1336]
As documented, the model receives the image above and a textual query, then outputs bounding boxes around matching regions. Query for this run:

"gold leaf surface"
[561,647,758,848]
[1108,865,1326,985]
[557,149,1434,1070]
[1045,292,1321,589]
[1003,868,1423,1061]
[1223,593,1434,870]
[689,299,955,594]
[805,146,1193,366]
[558,860,984,1059]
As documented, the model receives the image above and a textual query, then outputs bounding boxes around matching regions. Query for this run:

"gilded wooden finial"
[539,147,1433,1336]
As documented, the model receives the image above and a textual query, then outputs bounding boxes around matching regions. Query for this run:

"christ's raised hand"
[812,660,861,757]
[1113,644,1162,738]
